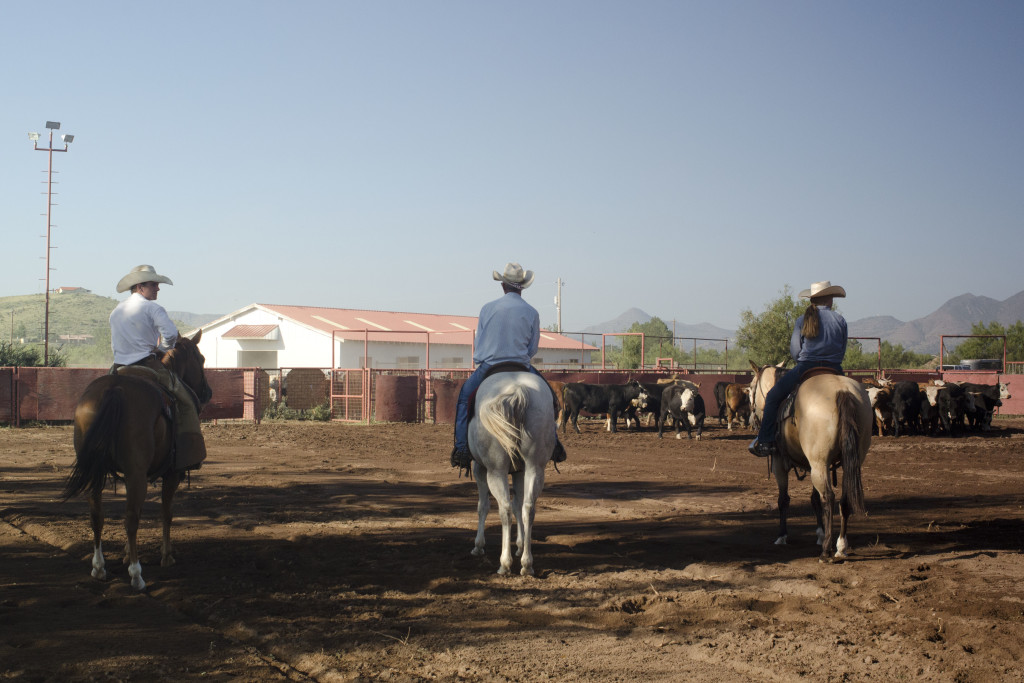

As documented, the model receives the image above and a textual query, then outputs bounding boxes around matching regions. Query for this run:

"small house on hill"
[55,286,90,294]
[196,303,596,370]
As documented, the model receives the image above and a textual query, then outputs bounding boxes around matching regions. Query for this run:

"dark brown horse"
[63,330,212,590]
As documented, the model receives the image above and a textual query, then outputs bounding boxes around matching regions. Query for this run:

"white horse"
[748,361,873,562]
[469,371,556,576]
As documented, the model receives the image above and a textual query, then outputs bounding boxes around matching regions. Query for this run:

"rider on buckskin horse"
[450,262,567,473]
[109,264,207,470]
[748,280,848,458]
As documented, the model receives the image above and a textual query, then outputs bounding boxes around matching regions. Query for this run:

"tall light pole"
[28,121,74,365]
[554,277,565,333]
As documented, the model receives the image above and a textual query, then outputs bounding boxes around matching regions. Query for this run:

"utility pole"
[554,278,565,333]
[28,121,74,365]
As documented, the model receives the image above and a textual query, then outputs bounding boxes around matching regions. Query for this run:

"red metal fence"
[0,367,263,426]
[2,365,1020,426]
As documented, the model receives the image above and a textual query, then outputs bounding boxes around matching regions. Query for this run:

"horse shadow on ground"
[7,464,1023,598]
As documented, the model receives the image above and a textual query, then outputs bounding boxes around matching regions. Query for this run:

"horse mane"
[162,336,191,376]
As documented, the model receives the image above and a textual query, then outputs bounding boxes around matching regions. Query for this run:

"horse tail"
[477,383,529,470]
[63,386,123,500]
[837,390,866,515]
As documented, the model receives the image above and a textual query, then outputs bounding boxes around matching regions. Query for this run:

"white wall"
[199,306,592,369]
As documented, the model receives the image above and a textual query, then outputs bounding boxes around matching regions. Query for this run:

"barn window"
[440,357,465,368]
[396,356,420,369]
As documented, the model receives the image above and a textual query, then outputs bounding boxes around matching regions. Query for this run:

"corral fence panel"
[1,367,261,424]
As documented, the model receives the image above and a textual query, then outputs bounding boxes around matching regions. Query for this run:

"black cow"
[560,381,649,434]
[965,391,1001,431]
[713,381,730,425]
[630,381,700,431]
[890,381,922,437]
[657,383,705,440]
[958,381,1012,402]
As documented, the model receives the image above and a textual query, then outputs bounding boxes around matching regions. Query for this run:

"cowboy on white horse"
[451,262,567,473]
[749,280,848,458]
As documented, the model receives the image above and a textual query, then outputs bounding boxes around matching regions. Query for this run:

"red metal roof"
[256,304,595,350]
[222,324,279,339]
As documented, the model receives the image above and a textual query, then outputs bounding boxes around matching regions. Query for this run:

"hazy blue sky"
[3,1,1021,332]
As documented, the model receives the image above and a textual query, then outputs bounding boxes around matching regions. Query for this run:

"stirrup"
[748,438,775,458]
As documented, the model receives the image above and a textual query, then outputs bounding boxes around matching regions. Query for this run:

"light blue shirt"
[109,292,179,365]
[473,292,540,367]
[790,306,847,363]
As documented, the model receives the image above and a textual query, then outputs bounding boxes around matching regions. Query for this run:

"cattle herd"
[551,374,1012,441]
[866,377,1011,437]
[555,378,719,440]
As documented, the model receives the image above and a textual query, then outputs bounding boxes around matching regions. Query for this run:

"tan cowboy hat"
[492,262,534,289]
[116,265,174,293]
[799,280,846,299]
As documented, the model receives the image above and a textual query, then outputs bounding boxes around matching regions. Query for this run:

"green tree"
[950,321,1024,363]
[0,341,67,367]
[619,317,686,369]
[736,287,805,366]
[843,340,932,370]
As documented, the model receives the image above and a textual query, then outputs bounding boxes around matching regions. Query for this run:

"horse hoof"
[161,555,176,568]
[497,566,510,576]
[774,535,788,545]
[521,566,534,576]
[471,547,485,557]
[91,567,106,581]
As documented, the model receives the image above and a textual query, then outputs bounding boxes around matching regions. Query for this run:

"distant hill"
[0,292,222,366]
[847,291,1024,353]
[576,308,734,347]
[580,290,1024,354]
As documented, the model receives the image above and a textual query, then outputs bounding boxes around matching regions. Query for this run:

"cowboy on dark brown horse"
[109,264,207,468]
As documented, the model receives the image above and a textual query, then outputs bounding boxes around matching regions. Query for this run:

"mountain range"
[581,291,1024,354]
[4,290,1022,360]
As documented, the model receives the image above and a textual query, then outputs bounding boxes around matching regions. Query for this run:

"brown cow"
[723,383,751,431]
[547,380,567,425]
[863,383,893,436]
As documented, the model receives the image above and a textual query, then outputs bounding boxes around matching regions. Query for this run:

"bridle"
[750,365,773,419]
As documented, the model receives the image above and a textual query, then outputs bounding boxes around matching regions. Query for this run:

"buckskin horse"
[748,361,872,562]
[63,330,212,590]
[469,371,557,576]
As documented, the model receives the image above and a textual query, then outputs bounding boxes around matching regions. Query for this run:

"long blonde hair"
[801,302,824,339]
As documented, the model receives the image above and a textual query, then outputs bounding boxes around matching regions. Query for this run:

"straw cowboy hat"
[799,280,846,300]
[116,265,174,293]
[493,262,534,289]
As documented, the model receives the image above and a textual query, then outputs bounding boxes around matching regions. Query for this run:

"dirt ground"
[2,415,1024,682]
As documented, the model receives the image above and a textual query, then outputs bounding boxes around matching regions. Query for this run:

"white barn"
[197,303,596,370]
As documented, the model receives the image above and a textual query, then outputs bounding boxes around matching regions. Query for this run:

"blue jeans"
[757,361,843,444]
[454,363,551,451]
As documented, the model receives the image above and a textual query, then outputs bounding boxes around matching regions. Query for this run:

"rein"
[751,366,772,417]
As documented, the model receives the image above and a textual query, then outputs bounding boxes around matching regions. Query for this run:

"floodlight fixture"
[28,132,40,141]
[61,134,74,143]
[46,121,60,129]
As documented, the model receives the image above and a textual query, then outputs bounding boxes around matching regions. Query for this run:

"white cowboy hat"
[116,265,174,293]
[492,262,534,289]
[799,280,846,299]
